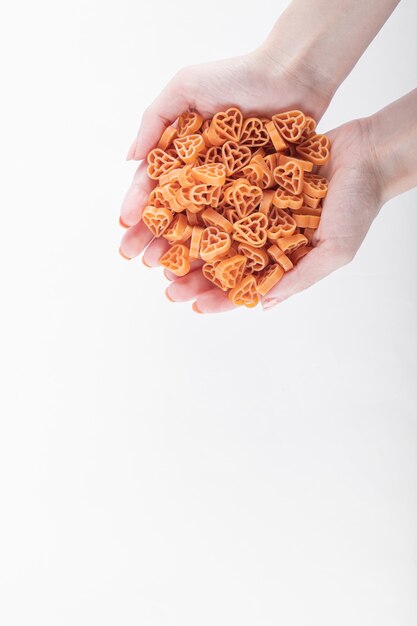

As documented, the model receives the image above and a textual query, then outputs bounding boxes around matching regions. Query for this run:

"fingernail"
[165,289,175,302]
[163,269,173,281]
[262,297,279,310]
[142,257,151,268]
[119,248,131,260]
[192,302,204,314]
[119,216,129,228]
[126,139,137,161]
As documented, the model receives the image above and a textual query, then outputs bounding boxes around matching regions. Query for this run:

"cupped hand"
[162,118,383,313]
[260,118,383,309]
[161,118,383,313]
[119,50,332,267]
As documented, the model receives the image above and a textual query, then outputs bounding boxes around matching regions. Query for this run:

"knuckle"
[173,66,193,87]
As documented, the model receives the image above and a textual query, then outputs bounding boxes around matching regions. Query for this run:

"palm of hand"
[317,120,381,261]
[167,54,328,123]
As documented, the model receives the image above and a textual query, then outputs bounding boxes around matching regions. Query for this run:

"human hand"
[120,0,405,312]
[260,118,383,309]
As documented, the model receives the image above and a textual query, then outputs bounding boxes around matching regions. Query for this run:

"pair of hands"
[119,51,383,312]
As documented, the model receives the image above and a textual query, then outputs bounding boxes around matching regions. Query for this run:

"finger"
[131,74,190,160]
[192,288,236,314]
[142,237,170,267]
[262,241,348,309]
[165,269,212,302]
[164,259,204,282]
[163,268,178,281]
[119,222,153,260]
[120,161,155,227]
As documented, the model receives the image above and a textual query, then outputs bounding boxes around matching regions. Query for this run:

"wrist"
[257,0,401,124]
[366,95,417,204]
[251,43,333,122]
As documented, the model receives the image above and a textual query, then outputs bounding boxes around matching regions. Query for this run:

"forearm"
[259,0,400,100]
[367,88,417,203]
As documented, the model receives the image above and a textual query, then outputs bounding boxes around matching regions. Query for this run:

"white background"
[1,1,416,624]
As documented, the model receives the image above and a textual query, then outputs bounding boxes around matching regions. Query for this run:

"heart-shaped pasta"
[233,212,268,248]
[200,226,231,262]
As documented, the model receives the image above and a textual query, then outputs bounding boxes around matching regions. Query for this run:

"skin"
[263,88,417,309]
[120,0,416,314]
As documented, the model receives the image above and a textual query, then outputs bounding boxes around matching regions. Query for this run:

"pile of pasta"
[143,107,330,308]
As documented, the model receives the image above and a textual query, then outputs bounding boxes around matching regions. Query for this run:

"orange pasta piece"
[224,180,263,218]
[264,153,280,172]
[208,107,243,145]
[215,254,247,289]
[265,121,288,151]
[272,187,303,210]
[296,134,330,165]
[290,245,312,264]
[159,168,182,187]
[273,160,304,195]
[189,225,204,259]
[299,115,317,141]
[177,111,204,137]
[233,212,268,248]
[297,204,322,217]
[240,118,270,147]
[279,153,313,173]
[148,187,171,210]
[157,125,177,150]
[147,148,181,180]
[229,274,259,308]
[178,223,193,243]
[142,206,173,237]
[293,214,321,229]
[192,162,226,186]
[267,244,294,271]
[272,110,306,143]
[161,180,181,203]
[237,242,269,272]
[204,146,223,164]
[200,226,231,262]
[302,173,329,198]
[201,207,233,234]
[302,193,321,208]
[177,164,195,188]
[259,189,275,215]
[159,243,190,276]
[257,263,285,296]
[186,209,200,226]
[276,233,308,254]
[202,260,227,290]
[174,134,205,165]
[267,206,297,241]
[303,228,315,244]
[221,141,252,176]
[162,214,189,243]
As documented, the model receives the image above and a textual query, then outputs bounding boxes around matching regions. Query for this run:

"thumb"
[262,241,353,309]
[129,70,191,161]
